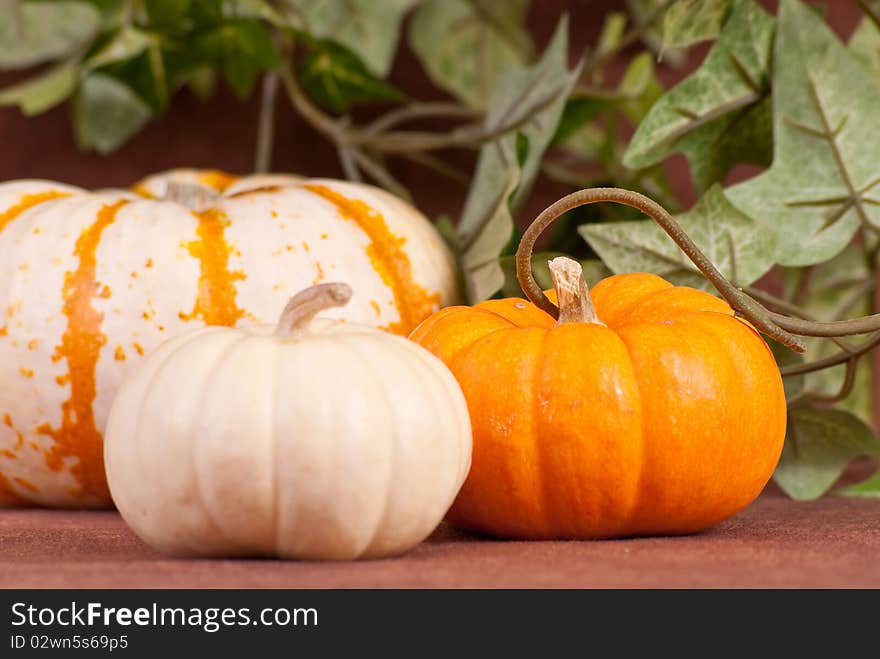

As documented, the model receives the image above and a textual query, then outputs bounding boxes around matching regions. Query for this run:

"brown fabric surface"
[1,487,878,589]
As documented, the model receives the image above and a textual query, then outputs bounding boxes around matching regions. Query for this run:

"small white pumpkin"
[104,282,472,560]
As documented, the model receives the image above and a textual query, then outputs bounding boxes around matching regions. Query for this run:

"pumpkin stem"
[274,283,353,336]
[164,182,221,212]
[548,257,604,326]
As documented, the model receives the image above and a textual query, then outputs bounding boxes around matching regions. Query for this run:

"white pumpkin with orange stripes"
[0,169,460,508]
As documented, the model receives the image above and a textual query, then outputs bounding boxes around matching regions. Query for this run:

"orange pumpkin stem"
[275,282,353,336]
[164,182,221,212]
[548,257,604,326]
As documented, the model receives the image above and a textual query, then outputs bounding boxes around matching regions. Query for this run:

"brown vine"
[516,188,880,365]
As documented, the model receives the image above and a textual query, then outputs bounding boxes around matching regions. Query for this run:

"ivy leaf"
[0,0,100,69]
[82,26,153,72]
[849,16,880,78]
[580,184,776,290]
[299,39,402,114]
[662,0,732,50]
[408,0,533,109]
[73,73,151,154]
[457,17,580,302]
[624,0,773,191]
[836,471,880,498]
[0,61,78,115]
[725,0,880,267]
[287,0,418,77]
[195,19,279,99]
[774,407,880,501]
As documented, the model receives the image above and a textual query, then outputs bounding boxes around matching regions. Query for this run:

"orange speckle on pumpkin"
[55,374,69,386]
[180,208,248,327]
[286,245,293,252]
[97,284,111,298]
[13,477,37,492]
[302,241,310,253]
[1,450,15,459]
[305,184,441,335]
[3,413,23,450]
[145,258,153,268]
[114,345,126,361]
[133,343,144,356]
[19,368,33,378]
[312,263,325,285]
[33,227,41,235]
[131,271,138,279]
[0,327,7,337]
[37,200,128,502]
[370,300,381,317]
[271,210,278,218]
[27,338,38,350]
[0,190,72,232]
[321,233,328,239]
[141,311,153,320]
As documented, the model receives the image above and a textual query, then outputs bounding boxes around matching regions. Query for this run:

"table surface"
[2,484,879,589]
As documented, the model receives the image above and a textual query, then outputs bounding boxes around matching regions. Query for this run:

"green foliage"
[299,40,401,113]
[0,0,100,68]
[662,0,731,49]
[455,18,580,301]
[581,184,776,290]
[774,407,880,500]
[408,0,533,109]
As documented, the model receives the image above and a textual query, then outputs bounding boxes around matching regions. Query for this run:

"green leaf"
[725,0,880,267]
[617,52,664,126]
[144,0,192,26]
[195,19,280,99]
[287,0,418,77]
[624,0,774,187]
[580,184,776,290]
[596,12,626,59]
[836,470,880,498]
[849,16,880,78]
[408,0,533,109]
[457,17,581,302]
[774,407,880,501]
[0,61,77,114]
[83,26,153,72]
[299,39,402,113]
[0,0,101,69]
[73,73,152,154]
[662,0,732,50]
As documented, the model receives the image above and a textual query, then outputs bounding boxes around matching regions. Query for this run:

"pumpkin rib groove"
[530,328,556,537]
[190,332,255,555]
[269,338,282,554]
[126,328,225,553]
[615,330,648,537]
[352,335,405,557]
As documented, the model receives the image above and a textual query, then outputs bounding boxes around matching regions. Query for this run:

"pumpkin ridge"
[190,332,257,555]
[37,200,128,503]
[304,183,440,334]
[0,190,72,233]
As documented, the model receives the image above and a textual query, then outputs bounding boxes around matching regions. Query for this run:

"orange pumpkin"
[410,256,786,539]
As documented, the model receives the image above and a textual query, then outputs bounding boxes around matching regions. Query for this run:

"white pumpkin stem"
[548,257,604,326]
[275,283,353,336]
[164,182,221,211]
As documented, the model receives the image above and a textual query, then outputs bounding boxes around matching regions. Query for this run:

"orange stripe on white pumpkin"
[0,191,72,231]
[180,208,249,326]
[304,184,441,335]
[36,200,128,501]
